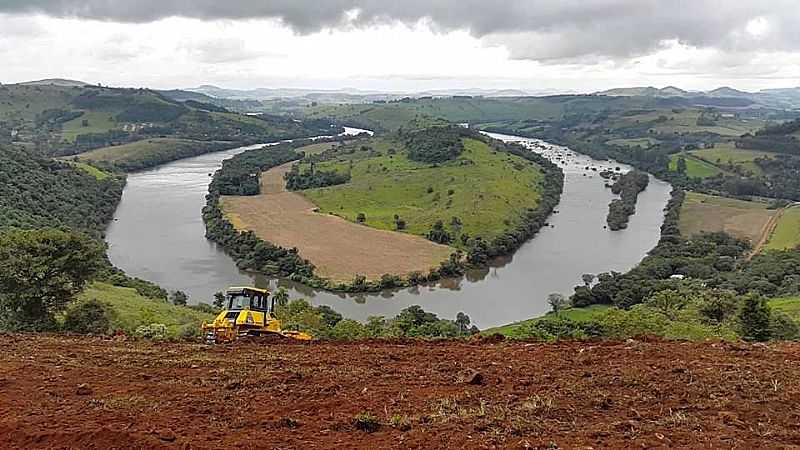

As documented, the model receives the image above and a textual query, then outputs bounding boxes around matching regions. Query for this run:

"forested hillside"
[0,145,122,237]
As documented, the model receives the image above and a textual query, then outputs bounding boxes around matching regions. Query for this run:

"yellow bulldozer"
[201,287,312,344]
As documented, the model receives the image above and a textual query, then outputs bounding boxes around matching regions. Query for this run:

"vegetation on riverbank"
[606,170,650,230]
[491,188,800,342]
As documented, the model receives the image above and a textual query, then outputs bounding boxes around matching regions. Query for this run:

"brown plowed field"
[2,334,800,449]
[221,163,452,282]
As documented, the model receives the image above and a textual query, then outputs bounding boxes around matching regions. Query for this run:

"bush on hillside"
[63,299,113,334]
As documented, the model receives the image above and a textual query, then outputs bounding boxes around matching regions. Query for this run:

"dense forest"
[402,126,467,163]
[606,170,650,230]
[0,145,123,237]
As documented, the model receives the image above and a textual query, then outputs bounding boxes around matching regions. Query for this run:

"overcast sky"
[2,1,800,93]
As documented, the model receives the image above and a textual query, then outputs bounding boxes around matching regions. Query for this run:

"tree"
[171,290,188,306]
[697,290,738,324]
[581,273,595,287]
[547,293,568,315]
[317,305,343,328]
[739,293,771,342]
[213,291,225,309]
[273,287,290,307]
[427,220,452,245]
[676,156,687,174]
[0,229,104,331]
[644,289,685,319]
[356,212,366,223]
[455,312,471,333]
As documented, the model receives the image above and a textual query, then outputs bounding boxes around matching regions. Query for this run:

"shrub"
[63,299,113,335]
[739,294,771,342]
[331,319,369,340]
[135,323,168,340]
[353,412,380,433]
[769,311,799,341]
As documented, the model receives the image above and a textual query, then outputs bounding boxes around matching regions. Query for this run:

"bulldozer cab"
[202,286,312,343]
[225,287,274,314]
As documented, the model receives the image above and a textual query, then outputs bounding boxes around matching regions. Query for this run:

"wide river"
[106,129,672,328]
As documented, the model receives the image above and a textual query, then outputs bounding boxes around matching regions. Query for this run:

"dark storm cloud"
[2,0,798,60]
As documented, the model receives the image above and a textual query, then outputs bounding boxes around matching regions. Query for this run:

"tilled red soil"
[1,334,800,449]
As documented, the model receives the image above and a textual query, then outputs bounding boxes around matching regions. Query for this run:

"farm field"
[621,109,767,136]
[60,111,119,142]
[77,138,232,171]
[221,162,453,282]
[668,153,725,178]
[690,143,776,176]
[765,206,800,251]
[678,192,777,244]
[3,334,800,449]
[301,138,544,241]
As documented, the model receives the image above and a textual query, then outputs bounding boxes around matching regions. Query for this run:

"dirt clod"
[462,369,484,385]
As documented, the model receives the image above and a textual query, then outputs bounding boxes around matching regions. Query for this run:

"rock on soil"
[1,335,800,449]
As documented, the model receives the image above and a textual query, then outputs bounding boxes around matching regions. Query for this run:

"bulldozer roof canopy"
[226,287,270,296]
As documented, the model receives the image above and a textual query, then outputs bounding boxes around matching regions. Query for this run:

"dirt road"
[2,334,800,449]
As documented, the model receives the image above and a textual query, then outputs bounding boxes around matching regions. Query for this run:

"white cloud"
[1,8,800,93]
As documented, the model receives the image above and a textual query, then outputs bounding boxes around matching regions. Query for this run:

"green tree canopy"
[0,229,104,331]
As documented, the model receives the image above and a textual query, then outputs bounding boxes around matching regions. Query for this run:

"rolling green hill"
[0,84,338,169]
[301,136,545,243]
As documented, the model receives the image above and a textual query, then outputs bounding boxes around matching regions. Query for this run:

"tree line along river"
[105,128,672,329]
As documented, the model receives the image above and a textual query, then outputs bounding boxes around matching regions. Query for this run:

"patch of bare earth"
[3,334,800,449]
[221,163,452,282]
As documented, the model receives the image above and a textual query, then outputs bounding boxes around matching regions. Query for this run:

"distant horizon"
[6,77,800,97]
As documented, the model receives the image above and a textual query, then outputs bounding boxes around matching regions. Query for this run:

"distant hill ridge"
[596,85,800,108]
[14,78,90,87]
